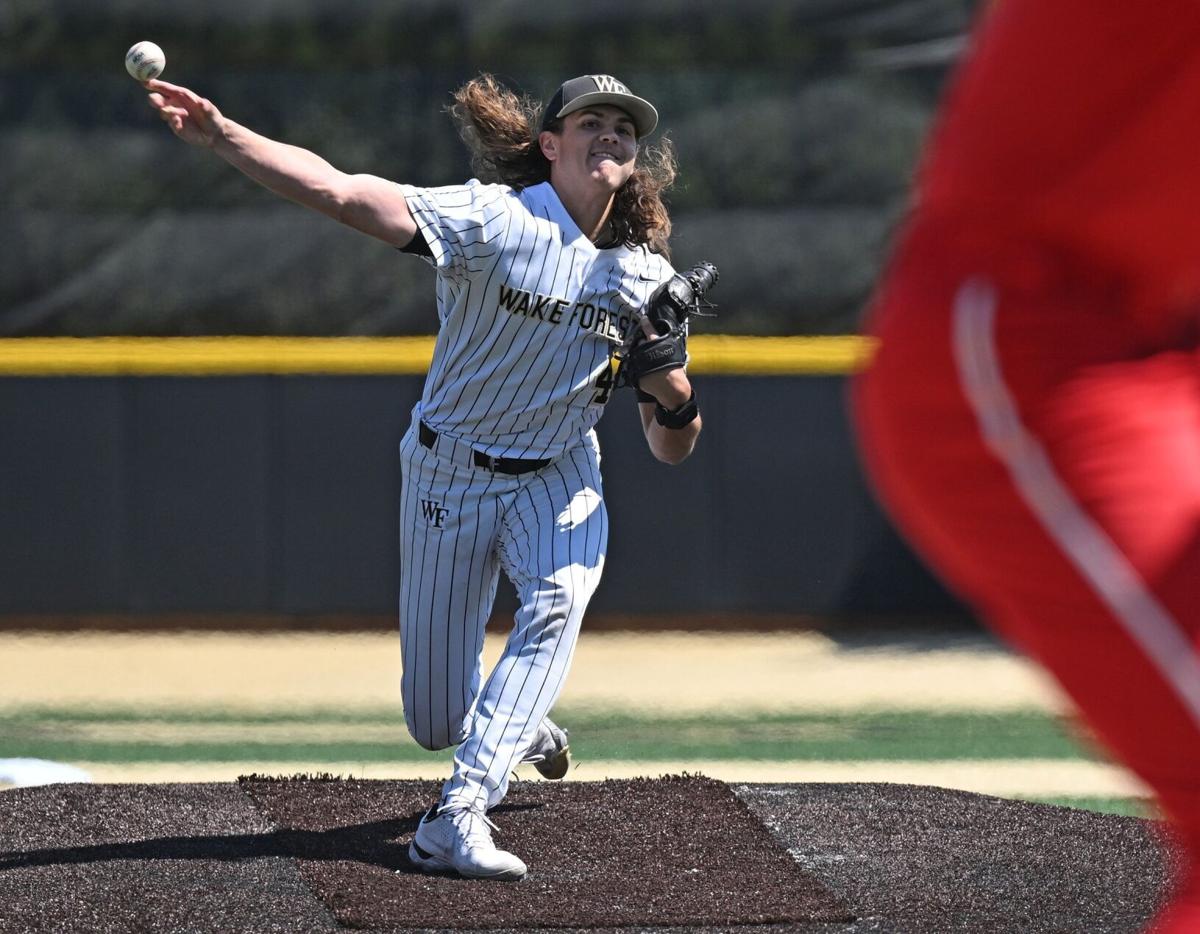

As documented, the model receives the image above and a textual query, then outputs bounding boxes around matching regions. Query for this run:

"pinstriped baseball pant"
[398,421,607,812]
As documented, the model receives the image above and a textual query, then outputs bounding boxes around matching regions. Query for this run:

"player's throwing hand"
[145,79,224,147]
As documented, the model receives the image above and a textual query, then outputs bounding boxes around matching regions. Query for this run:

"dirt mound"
[0,775,1175,933]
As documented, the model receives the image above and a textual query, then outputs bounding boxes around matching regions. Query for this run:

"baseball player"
[854,2,1200,930]
[145,72,702,881]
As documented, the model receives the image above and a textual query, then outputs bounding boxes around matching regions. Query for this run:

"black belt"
[419,421,551,475]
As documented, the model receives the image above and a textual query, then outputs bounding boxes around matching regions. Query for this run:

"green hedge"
[0,0,979,336]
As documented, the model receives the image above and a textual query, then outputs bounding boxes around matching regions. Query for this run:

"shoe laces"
[438,802,499,849]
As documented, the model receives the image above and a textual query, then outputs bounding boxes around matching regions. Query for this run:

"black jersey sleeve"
[399,228,433,257]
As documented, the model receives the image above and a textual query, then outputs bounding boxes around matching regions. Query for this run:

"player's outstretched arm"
[638,368,701,465]
[144,79,417,248]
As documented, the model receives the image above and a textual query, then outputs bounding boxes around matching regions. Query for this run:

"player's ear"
[538,130,559,163]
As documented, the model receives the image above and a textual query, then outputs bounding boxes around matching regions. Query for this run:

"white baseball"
[125,41,166,82]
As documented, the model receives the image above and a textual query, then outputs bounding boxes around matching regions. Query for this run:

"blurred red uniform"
[854,1,1200,930]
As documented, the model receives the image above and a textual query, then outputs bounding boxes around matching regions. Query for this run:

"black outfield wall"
[0,375,960,619]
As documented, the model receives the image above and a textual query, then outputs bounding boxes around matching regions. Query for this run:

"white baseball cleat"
[519,717,571,780]
[408,803,527,881]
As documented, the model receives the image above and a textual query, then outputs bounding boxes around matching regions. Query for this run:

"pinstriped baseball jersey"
[395,175,677,816]
[400,179,675,460]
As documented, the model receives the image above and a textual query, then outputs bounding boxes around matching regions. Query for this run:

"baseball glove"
[618,261,718,389]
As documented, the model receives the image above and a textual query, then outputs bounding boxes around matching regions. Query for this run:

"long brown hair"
[449,73,676,257]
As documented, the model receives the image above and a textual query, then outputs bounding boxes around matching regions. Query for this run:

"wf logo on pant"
[419,499,451,529]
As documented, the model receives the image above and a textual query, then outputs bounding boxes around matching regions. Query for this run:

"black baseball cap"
[541,75,658,138]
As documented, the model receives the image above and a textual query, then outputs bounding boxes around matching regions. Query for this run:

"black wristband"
[654,390,699,429]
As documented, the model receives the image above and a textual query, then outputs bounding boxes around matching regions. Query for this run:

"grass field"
[0,628,1155,818]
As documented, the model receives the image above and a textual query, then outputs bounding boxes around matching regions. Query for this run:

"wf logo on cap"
[589,75,629,94]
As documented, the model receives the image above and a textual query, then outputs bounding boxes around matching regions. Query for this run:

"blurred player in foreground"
[145,73,703,880]
[854,1,1200,929]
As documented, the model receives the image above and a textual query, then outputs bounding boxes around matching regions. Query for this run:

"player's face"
[548,106,637,192]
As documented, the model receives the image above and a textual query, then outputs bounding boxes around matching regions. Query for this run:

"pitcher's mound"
[0,774,1175,932]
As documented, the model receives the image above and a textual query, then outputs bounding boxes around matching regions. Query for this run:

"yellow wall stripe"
[0,335,876,377]
[687,334,875,375]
